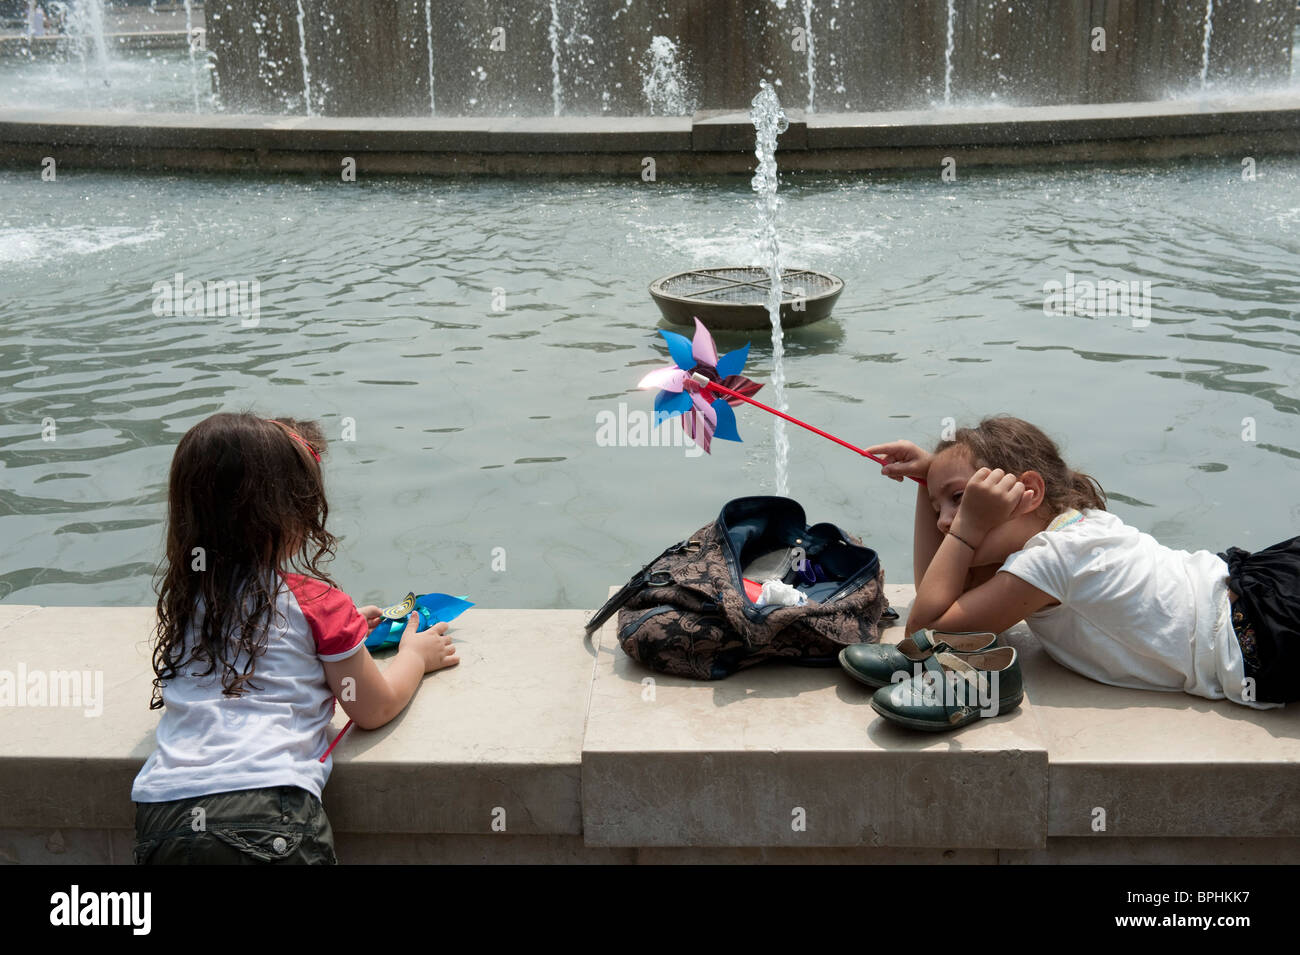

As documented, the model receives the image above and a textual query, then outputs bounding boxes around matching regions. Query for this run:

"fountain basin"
[650,267,843,330]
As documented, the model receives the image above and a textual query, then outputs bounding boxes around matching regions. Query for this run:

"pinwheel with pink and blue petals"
[636,318,762,454]
[633,317,929,484]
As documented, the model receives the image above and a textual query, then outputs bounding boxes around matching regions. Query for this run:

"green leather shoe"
[839,629,998,690]
[870,646,1023,731]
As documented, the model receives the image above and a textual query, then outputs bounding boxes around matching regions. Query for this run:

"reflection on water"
[1,161,1298,609]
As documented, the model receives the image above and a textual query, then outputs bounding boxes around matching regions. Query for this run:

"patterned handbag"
[584,496,893,680]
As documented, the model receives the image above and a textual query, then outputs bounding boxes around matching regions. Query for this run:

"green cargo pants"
[133,785,337,865]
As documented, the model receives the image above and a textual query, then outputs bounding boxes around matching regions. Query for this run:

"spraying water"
[64,0,111,95]
[424,0,436,114]
[944,0,956,105]
[184,0,199,112]
[206,50,221,110]
[641,36,694,115]
[548,0,563,116]
[295,0,314,116]
[803,0,816,113]
[1199,0,1214,91]
[750,80,791,496]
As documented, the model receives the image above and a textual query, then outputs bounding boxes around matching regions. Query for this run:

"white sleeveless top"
[999,509,1279,709]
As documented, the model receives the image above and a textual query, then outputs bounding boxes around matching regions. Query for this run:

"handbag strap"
[582,537,702,635]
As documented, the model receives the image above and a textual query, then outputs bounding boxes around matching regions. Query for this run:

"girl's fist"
[955,467,1032,539]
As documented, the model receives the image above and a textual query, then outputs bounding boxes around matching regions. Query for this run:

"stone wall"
[3,586,1300,864]
[203,0,1298,117]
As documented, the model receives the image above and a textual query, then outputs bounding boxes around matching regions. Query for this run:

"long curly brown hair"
[150,413,338,709]
[934,416,1107,516]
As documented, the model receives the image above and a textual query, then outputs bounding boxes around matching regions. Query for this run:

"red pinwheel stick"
[320,719,352,762]
[692,373,926,486]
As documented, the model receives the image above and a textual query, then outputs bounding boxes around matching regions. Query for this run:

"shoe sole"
[870,693,1025,732]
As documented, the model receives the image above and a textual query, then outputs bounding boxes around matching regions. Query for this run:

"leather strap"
[582,537,702,635]
[922,651,987,724]
[899,629,993,661]
[905,630,935,655]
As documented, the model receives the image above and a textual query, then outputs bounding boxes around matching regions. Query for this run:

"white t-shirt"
[131,574,370,803]
[999,509,1280,709]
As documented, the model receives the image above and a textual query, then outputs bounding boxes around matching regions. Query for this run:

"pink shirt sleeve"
[282,574,370,661]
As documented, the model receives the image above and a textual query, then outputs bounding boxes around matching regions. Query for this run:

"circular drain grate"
[650,267,843,329]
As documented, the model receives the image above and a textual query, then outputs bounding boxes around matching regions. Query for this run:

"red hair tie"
[266,419,321,463]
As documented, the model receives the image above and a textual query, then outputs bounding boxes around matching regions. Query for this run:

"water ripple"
[1,160,1297,607]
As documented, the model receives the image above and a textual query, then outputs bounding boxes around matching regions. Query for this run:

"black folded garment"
[1219,535,1300,704]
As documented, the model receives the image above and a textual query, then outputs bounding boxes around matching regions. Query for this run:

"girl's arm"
[864,440,939,588]
[907,527,980,632]
[915,478,995,592]
[912,481,944,589]
[322,614,458,730]
[910,570,1057,636]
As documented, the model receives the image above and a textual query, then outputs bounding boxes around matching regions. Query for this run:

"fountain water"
[61,0,112,96]
[184,0,199,113]
[802,0,816,113]
[640,36,693,115]
[295,0,314,116]
[206,50,221,110]
[750,80,791,496]
[424,0,436,115]
[1199,0,1214,91]
[944,0,956,105]
[548,0,563,116]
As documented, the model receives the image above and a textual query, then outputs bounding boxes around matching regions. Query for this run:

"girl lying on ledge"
[131,413,460,864]
[864,416,1297,710]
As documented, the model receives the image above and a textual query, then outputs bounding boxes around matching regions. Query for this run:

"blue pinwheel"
[636,318,763,453]
[366,591,474,650]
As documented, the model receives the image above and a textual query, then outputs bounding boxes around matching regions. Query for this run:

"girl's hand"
[865,440,931,483]
[357,605,383,631]
[402,614,459,674]
[952,468,1032,542]
[324,613,460,732]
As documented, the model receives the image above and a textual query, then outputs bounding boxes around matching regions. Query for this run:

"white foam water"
[548,0,563,116]
[60,0,112,102]
[184,0,199,112]
[0,226,162,266]
[641,36,694,115]
[944,0,956,105]
[295,0,314,116]
[750,80,791,496]
[425,0,436,115]
[803,0,816,113]
[1199,0,1214,91]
